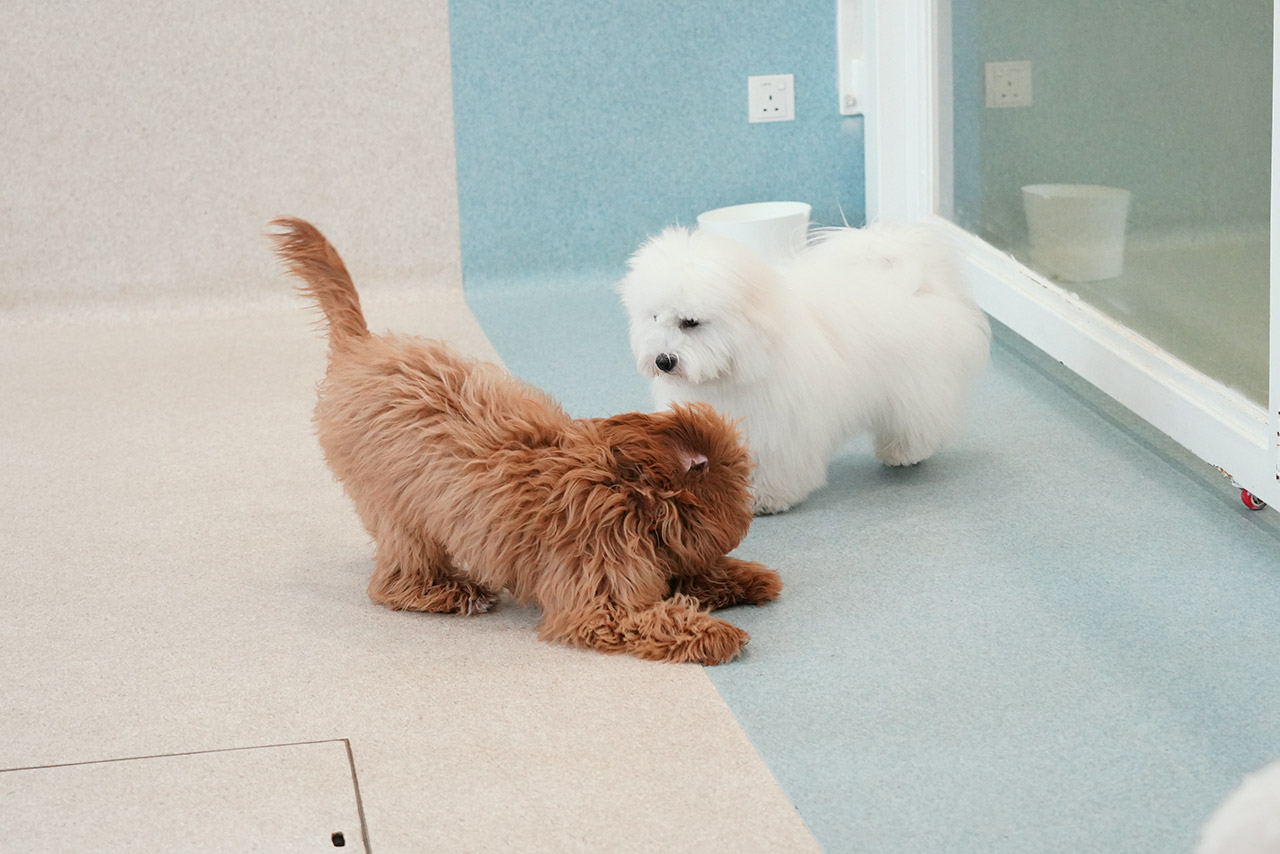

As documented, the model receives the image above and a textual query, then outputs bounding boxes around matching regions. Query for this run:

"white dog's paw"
[750,488,804,516]
[874,434,939,468]
[751,497,793,516]
[875,448,929,467]
[750,462,827,515]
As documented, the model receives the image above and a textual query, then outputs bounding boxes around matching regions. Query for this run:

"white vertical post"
[934,0,954,220]
[837,0,866,116]
[1270,0,1280,485]
[864,0,937,223]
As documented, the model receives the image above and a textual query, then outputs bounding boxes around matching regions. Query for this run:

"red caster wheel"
[1241,489,1267,511]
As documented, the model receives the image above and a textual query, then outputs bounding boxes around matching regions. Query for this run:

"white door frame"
[865,0,1280,509]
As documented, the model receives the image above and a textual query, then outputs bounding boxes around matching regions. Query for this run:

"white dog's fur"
[1196,759,1280,854]
[617,222,991,514]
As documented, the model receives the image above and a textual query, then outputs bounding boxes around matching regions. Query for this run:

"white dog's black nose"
[655,353,678,373]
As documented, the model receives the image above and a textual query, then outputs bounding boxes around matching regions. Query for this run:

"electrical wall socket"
[748,74,795,123]
[985,61,1032,108]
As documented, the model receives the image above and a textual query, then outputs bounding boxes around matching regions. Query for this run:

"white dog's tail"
[269,218,370,350]
[804,222,964,300]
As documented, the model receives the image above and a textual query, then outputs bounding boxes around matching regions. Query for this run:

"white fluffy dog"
[617,222,991,514]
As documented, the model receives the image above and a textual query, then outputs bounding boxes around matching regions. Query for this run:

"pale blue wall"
[952,0,1272,245]
[448,1,865,285]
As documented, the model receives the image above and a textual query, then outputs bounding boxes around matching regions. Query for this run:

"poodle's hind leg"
[366,524,497,615]
[541,595,748,665]
[670,556,782,610]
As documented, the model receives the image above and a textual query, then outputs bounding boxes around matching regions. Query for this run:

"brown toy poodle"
[270,218,780,664]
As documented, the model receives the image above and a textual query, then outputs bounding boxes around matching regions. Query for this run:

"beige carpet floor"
[0,289,818,853]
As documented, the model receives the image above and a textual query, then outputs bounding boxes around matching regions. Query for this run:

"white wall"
[0,0,461,313]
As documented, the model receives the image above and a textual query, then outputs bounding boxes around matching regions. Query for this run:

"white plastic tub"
[696,201,811,263]
[1022,184,1131,282]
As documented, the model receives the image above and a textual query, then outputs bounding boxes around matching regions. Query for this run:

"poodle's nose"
[655,353,678,373]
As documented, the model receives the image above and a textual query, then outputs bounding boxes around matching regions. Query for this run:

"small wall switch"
[985,61,1032,108]
[748,74,795,123]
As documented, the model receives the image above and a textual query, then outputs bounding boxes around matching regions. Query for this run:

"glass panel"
[946,0,1272,405]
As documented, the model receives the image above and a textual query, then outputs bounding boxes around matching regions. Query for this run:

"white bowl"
[696,201,812,263]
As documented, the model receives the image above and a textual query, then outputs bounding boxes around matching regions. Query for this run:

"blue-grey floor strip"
[466,273,1280,854]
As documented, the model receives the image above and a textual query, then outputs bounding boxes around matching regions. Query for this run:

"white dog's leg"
[875,431,940,467]
[749,446,829,515]
[873,406,959,467]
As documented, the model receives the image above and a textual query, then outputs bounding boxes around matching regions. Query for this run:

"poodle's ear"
[659,403,746,477]
[598,411,687,491]
[547,463,669,614]
[597,404,749,511]
[594,406,752,566]
[676,448,709,473]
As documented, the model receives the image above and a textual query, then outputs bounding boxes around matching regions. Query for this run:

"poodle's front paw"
[669,558,782,610]
[725,559,783,606]
[680,618,750,666]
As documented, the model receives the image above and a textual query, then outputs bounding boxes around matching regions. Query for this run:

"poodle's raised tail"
[269,217,369,348]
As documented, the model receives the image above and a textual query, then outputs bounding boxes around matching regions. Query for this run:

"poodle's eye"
[679,318,701,330]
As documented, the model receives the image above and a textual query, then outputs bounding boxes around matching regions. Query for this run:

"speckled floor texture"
[466,271,1280,854]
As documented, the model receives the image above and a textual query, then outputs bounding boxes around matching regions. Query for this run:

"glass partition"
[947,0,1273,405]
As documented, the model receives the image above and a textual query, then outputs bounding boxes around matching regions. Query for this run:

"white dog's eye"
[679,318,701,330]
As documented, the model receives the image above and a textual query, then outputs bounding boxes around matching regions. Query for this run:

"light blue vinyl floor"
[466,274,1280,854]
